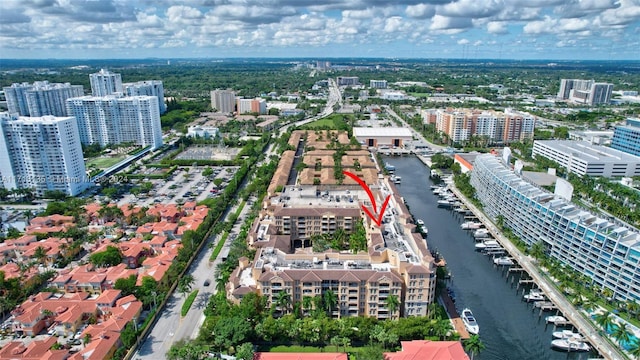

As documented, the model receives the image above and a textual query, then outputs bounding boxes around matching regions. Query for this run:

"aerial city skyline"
[1,0,639,60]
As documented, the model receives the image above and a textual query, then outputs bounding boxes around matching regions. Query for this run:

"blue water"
[387,156,600,360]
[591,315,639,351]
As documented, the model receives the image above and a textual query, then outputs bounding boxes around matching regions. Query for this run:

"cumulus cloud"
[487,21,508,34]
[406,4,435,19]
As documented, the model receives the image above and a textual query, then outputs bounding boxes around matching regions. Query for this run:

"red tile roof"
[384,340,470,360]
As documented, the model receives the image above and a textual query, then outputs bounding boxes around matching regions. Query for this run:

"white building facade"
[0,113,89,196]
[123,80,166,114]
[210,90,236,113]
[532,140,640,177]
[471,154,640,302]
[3,81,84,117]
[66,95,163,150]
[90,69,123,96]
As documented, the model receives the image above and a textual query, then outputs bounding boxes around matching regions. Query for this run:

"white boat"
[523,289,546,302]
[461,221,483,230]
[545,315,568,325]
[551,338,590,352]
[461,308,479,335]
[437,200,452,208]
[473,229,490,238]
[390,175,401,184]
[493,256,514,266]
[553,330,584,341]
[475,240,500,250]
[416,219,425,226]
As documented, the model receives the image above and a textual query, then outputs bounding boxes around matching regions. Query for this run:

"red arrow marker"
[343,170,391,227]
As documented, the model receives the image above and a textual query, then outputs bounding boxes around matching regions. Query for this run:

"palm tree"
[177,274,195,298]
[323,290,338,317]
[385,294,400,319]
[612,322,631,347]
[275,290,291,315]
[529,241,545,260]
[33,246,48,264]
[464,334,486,360]
[628,337,640,359]
[302,296,313,316]
[594,311,614,333]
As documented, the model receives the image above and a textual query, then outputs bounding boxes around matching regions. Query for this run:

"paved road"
[383,105,446,152]
[133,199,252,359]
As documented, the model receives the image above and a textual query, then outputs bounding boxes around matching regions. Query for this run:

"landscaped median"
[181,290,199,317]
[209,200,246,262]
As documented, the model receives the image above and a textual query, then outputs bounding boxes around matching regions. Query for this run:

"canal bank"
[386,155,599,360]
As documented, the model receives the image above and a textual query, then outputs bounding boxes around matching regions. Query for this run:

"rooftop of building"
[384,340,470,360]
[476,154,640,247]
[534,140,640,162]
[353,127,413,138]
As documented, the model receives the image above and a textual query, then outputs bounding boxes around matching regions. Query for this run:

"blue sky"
[1,0,639,60]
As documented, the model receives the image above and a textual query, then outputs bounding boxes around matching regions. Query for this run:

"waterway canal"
[386,156,598,360]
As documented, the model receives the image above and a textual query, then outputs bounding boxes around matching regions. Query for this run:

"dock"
[448,184,628,360]
[439,292,470,340]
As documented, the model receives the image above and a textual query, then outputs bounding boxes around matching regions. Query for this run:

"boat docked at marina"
[390,175,401,184]
[493,256,515,266]
[475,240,500,250]
[473,229,491,238]
[461,221,483,230]
[551,338,590,352]
[545,315,569,325]
[523,289,546,302]
[553,330,584,341]
[461,308,479,335]
[437,199,452,208]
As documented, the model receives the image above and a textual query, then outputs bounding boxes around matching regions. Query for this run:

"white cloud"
[487,21,508,34]
[457,38,470,44]
[406,4,435,19]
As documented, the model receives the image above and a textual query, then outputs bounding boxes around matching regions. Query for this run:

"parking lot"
[174,145,240,161]
[118,165,239,207]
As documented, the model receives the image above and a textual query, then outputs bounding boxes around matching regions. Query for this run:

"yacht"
[551,338,590,352]
[475,240,500,250]
[523,289,546,302]
[461,221,483,230]
[553,330,584,341]
[493,256,515,266]
[545,315,568,325]
[416,219,425,226]
[473,229,491,238]
[461,308,479,335]
[437,199,452,208]
[390,175,402,184]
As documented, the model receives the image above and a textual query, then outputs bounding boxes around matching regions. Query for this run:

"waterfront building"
[66,95,163,150]
[3,81,84,117]
[0,113,89,196]
[353,127,413,147]
[429,108,534,144]
[236,98,266,114]
[370,80,388,89]
[90,69,123,96]
[532,140,640,177]
[471,153,640,301]
[227,130,437,319]
[611,118,640,157]
[557,79,613,105]
[123,80,166,114]
[210,89,236,113]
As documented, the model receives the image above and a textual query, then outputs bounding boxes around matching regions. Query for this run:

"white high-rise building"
[123,80,166,114]
[90,69,123,96]
[558,79,613,105]
[0,113,89,196]
[370,80,388,89]
[66,95,163,150]
[210,90,236,113]
[3,81,84,117]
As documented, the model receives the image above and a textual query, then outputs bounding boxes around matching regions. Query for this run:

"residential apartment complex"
[237,97,267,114]
[3,81,84,117]
[210,89,236,113]
[557,79,613,106]
[66,95,163,150]
[89,69,123,96]
[337,76,359,86]
[369,80,388,89]
[227,130,437,319]
[532,140,640,177]
[611,118,640,157]
[470,154,640,301]
[421,108,535,144]
[0,113,89,196]
[123,80,166,114]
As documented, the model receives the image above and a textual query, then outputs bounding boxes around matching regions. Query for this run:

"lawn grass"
[408,92,431,98]
[302,114,354,129]
[303,118,338,128]
[181,290,199,316]
[86,155,126,169]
